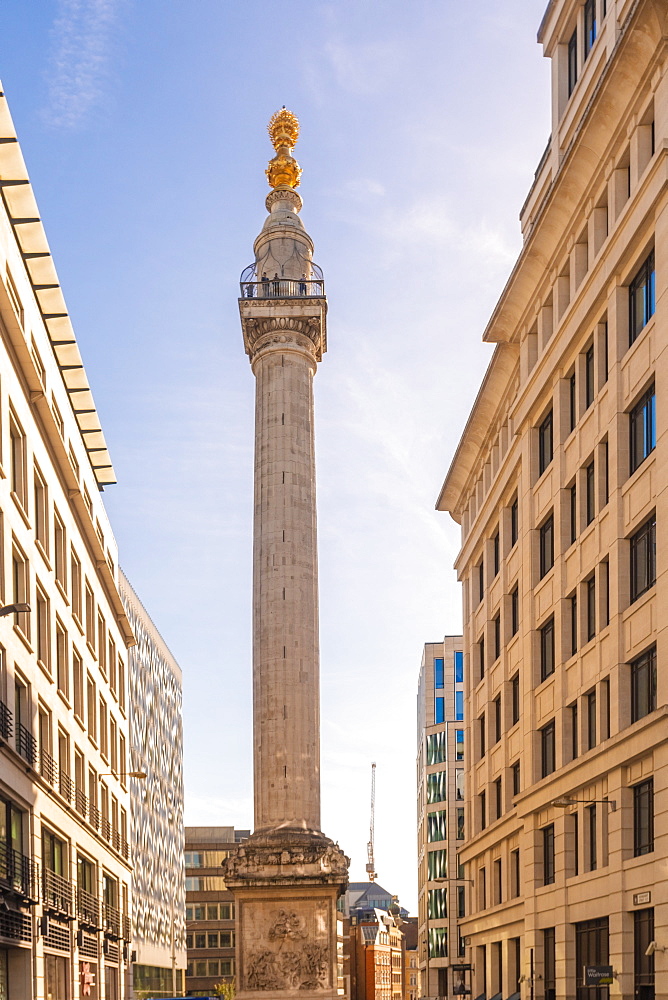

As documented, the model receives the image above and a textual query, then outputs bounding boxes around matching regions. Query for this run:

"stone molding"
[242,315,325,365]
[222,835,349,888]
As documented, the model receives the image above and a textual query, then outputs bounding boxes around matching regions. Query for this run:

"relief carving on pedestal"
[245,909,329,992]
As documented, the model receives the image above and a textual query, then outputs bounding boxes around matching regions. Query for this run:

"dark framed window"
[493,859,502,904]
[584,0,596,58]
[543,824,555,885]
[586,460,595,524]
[573,811,579,875]
[539,515,554,578]
[602,441,609,505]
[631,645,657,722]
[576,918,609,1000]
[510,497,518,547]
[541,720,555,777]
[493,695,501,744]
[588,804,597,871]
[630,515,656,602]
[540,617,555,681]
[434,657,444,689]
[587,690,596,749]
[566,703,576,766]
[479,637,485,681]
[479,713,486,758]
[510,849,520,898]
[511,673,520,725]
[630,384,656,474]
[512,760,520,796]
[629,250,655,345]
[493,614,501,661]
[544,928,556,1000]
[478,561,485,604]
[568,28,578,96]
[569,371,577,432]
[511,585,519,636]
[570,592,578,655]
[633,779,654,856]
[538,410,553,475]
[587,576,596,641]
[494,777,502,820]
[570,482,577,544]
[585,344,595,407]
[480,790,486,831]
[634,909,655,995]
[493,531,500,577]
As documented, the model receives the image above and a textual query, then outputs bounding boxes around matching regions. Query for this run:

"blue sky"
[2,0,551,911]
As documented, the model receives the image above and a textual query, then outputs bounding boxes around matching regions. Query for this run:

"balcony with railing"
[101,817,112,843]
[59,772,74,804]
[0,841,39,901]
[122,914,131,942]
[42,868,73,917]
[239,261,325,300]
[40,749,58,787]
[0,700,12,740]
[75,788,88,818]
[88,805,100,831]
[17,724,36,766]
[77,886,100,929]
[102,902,120,939]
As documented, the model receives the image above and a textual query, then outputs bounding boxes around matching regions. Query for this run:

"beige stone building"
[0,88,136,999]
[416,638,466,999]
[437,1,667,998]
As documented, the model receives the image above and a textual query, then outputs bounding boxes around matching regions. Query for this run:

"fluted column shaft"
[252,338,320,834]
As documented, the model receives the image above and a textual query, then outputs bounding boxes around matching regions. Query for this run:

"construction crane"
[365,761,377,882]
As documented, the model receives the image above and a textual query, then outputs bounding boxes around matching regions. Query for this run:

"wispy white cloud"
[324,38,405,96]
[43,0,123,129]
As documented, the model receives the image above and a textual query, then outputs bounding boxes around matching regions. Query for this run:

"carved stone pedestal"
[223,832,349,1000]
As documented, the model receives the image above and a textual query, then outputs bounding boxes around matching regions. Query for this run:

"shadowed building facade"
[223,110,348,1000]
[438,2,668,998]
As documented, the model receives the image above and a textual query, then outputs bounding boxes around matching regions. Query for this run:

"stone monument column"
[224,109,349,1000]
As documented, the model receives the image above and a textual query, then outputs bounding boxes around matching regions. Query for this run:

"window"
[427,811,446,843]
[543,825,555,885]
[54,510,66,589]
[427,731,446,765]
[510,497,518,546]
[455,689,464,721]
[457,885,465,918]
[540,617,555,681]
[428,888,447,919]
[434,657,444,689]
[36,586,50,672]
[195,933,206,949]
[86,675,96,742]
[455,767,464,799]
[587,576,596,641]
[117,658,126,712]
[569,371,576,431]
[570,592,578,655]
[454,649,464,683]
[455,729,464,761]
[568,28,578,95]
[56,620,68,699]
[587,690,596,749]
[570,702,578,760]
[427,772,446,804]
[538,410,553,475]
[479,713,486,758]
[586,460,595,524]
[510,849,520,898]
[428,927,448,959]
[99,698,108,759]
[110,716,118,774]
[71,549,82,623]
[478,637,485,681]
[539,515,554,578]
[541,720,555,777]
[633,779,654,856]
[634,909,655,996]
[108,637,117,696]
[570,482,577,544]
[428,849,446,880]
[588,804,597,870]
[73,649,84,721]
[34,465,48,553]
[576,919,609,996]
[493,614,500,660]
[208,932,219,948]
[493,695,501,744]
[585,344,595,407]
[630,384,656,473]
[434,697,445,725]
[479,790,486,831]
[477,561,484,604]
[9,409,27,508]
[494,777,502,819]
[630,515,656,601]
[544,928,556,1000]
[512,760,520,796]
[629,250,655,345]
[511,674,520,725]
[98,614,107,677]
[12,543,30,639]
[631,646,656,722]
[511,585,519,636]
[493,531,500,577]
[493,858,502,904]
[85,583,95,650]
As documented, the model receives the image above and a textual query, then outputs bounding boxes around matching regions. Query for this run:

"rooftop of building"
[185,826,250,845]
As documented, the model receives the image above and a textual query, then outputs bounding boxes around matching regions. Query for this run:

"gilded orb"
[268,108,300,151]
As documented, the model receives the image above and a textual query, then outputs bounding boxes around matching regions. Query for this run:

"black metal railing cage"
[240,259,325,300]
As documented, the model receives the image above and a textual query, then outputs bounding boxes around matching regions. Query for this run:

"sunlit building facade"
[438,1,668,997]
[121,573,186,999]
[416,638,465,998]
